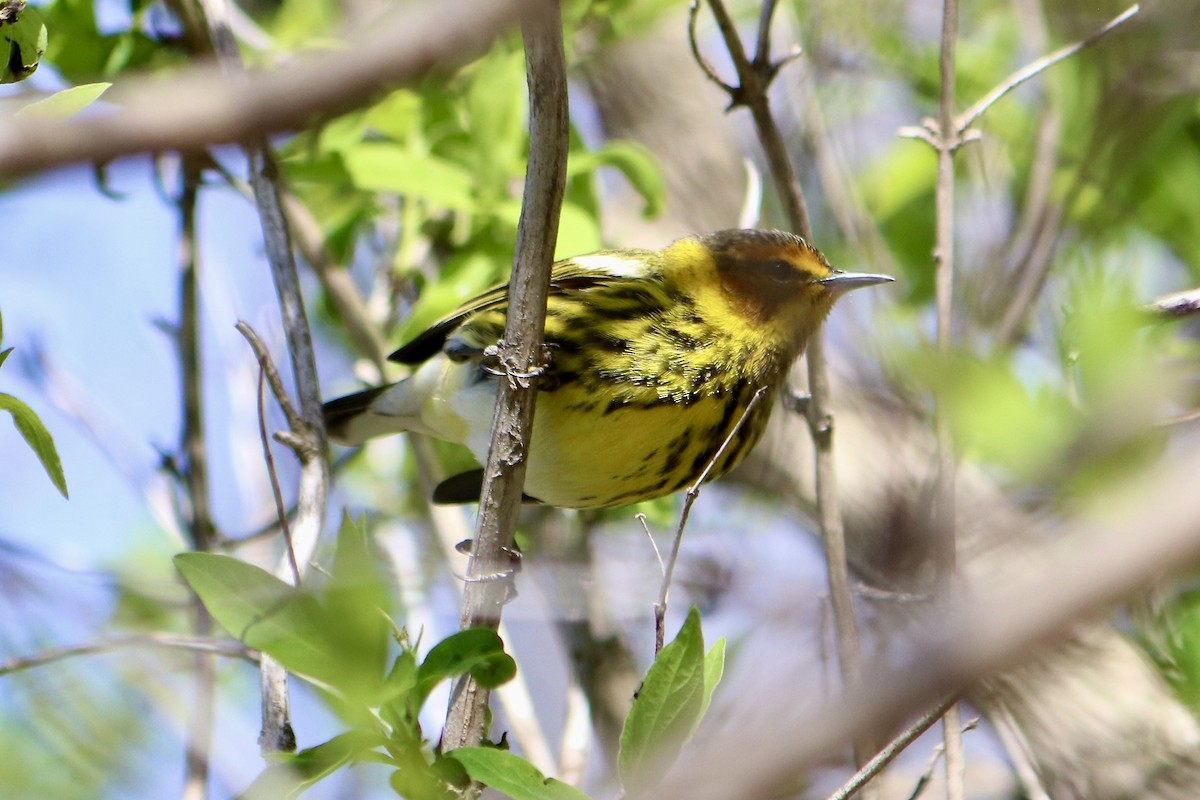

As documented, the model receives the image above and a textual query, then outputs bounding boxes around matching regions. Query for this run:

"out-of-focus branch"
[0,634,254,676]
[1149,287,1200,319]
[442,0,568,757]
[643,436,1200,800]
[176,156,217,800]
[0,0,526,180]
[692,0,873,787]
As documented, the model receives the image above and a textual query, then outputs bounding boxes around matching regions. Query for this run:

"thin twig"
[824,696,958,800]
[0,0,527,180]
[695,0,871,783]
[247,341,302,587]
[442,0,568,759]
[654,386,768,654]
[175,156,217,800]
[956,5,1139,133]
[688,1,732,92]
[0,634,254,676]
[1159,408,1200,428]
[931,0,965,794]
[904,716,979,800]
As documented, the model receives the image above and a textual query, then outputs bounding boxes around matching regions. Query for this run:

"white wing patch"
[570,254,650,278]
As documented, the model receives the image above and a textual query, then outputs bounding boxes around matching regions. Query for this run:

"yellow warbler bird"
[324,229,891,508]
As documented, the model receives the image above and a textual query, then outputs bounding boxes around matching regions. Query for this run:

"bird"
[323,229,892,509]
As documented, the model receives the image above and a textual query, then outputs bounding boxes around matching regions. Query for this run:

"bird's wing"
[387,252,656,365]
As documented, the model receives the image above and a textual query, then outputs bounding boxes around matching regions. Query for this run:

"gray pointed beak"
[819,271,895,293]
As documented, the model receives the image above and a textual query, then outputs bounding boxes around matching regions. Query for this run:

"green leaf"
[0,392,68,498]
[451,747,591,800]
[570,141,665,219]
[388,752,466,800]
[415,628,516,706]
[342,143,476,211]
[241,731,391,799]
[618,607,707,790]
[0,347,12,370]
[173,553,341,685]
[693,638,726,738]
[15,82,110,118]
[324,514,391,701]
[466,48,526,193]
[1,3,47,83]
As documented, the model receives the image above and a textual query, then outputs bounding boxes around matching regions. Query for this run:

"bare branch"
[1149,287,1200,319]
[932,0,964,794]
[956,5,1140,133]
[824,697,958,800]
[699,0,870,782]
[904,716,979,800]
[0,634,253,676]
[175,155,218,800]
[406,437,558,775]
[637,441,1200,800]
[687,1,734,93]
[239,328,303,587]
[442,0,568,756]
[0,0,526,180]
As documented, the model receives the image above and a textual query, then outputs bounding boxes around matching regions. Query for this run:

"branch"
[237,321,303,587]
[442,0,568,756]
[956,5,1139,133]
[176,155,218,800]
[1149,287,1200,319]
[637,439,1200,800]
[695,0,873,784]
[824,696,958,800]
[932,0,964,796]
[0,633,253,676]
[0,0,526,180]
[654,387,768,653]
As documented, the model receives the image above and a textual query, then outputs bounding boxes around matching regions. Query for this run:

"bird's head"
[664,228,893,356]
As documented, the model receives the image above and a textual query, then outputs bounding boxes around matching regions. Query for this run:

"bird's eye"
[761,259,797,282]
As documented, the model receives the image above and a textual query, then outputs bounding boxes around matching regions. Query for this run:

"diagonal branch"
[0,0,526,180]
[956,4,1139,133]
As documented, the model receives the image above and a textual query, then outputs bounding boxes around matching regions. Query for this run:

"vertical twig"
[932,0,965,795]
[177,156,216,800]
[195,0,330,754]
[691,0,873,788]
[442,0,568,757]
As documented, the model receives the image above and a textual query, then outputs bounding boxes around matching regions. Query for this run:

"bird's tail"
[323,381,422,446]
